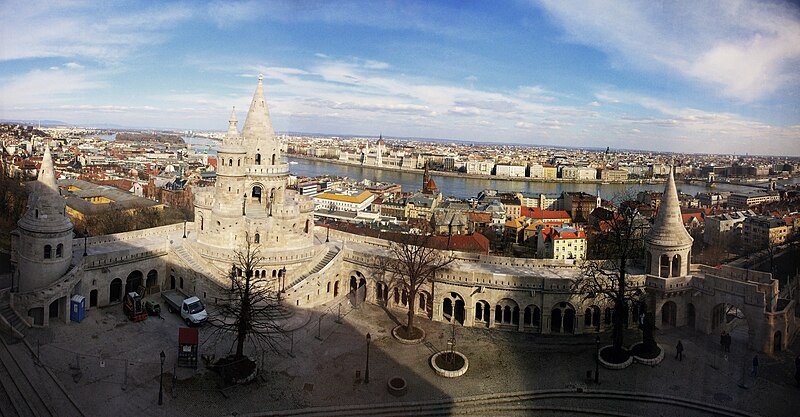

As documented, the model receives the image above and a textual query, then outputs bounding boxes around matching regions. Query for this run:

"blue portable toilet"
[70,295,86,323]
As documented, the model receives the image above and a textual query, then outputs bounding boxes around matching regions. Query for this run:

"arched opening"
[454,298,465,325]
[179,277,184,289]
[146,269,158,289]
[237,159,241,166]
[89,289,98,308]
[200,216,204,231]
[48,299,60,319]
[334,281,340,297]
[604,307,612,325]
[672,254,681,277]
[350,276,357,292]
[524,305,541,329]
[551,308,562,333]
[170,275,175,290]
[252,186,262,203]
[229,158,233,166]
[126,270,143,294]
[443,298,453,321]
[401,289,408,306]
[585,308,593,327]
[56,243,63,258]
[271,154,276,165]
[686,303,696,328]
[305,219,310,233]
[475,301,490,326]
[712,303,749,349]
[28,307,44,326]
[512,306,520,325]
[563,308,575,334]
[774,331,782,353]
[503,306,512,324]
[646,251,652,274]
[494,305,502,323]
[590,305,601,329]
[254,233,260,243]
[255,154,261,164]
[44,245,52,259]
[660,254,670,277]
[661,301,677,327]
[327,282,332,294]
[110,278,122,303]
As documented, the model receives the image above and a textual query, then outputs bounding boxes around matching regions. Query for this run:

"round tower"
[644,167,693,278]
[15,146,74,293]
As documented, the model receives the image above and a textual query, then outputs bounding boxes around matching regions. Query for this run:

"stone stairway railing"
[11,259,86,328]
[288,244,342,290]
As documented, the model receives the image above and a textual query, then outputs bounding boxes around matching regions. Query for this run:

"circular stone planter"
[431,351,469,378]
[386,376,408,397]
[631,343,664,366]
[598,345,633,370]
[392,325,426,345]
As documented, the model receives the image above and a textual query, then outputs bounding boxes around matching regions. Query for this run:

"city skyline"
[1,1,799,156]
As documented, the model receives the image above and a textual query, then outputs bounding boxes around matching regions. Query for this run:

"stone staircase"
[173,243,218,279]
[0,297,26,338]
[287,245,340,289]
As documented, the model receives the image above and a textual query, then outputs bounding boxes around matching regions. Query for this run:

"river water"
[95,134,787,201]
[286,157,776,201]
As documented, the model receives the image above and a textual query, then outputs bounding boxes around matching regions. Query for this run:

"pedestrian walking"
[751,354,759,377]
[676,340,684,361]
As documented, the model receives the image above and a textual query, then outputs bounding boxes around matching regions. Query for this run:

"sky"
[1,1,799,156]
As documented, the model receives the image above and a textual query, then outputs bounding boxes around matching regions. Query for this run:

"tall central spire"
[241,74,276,143]
[37,145,59,194]
[645,167,692,248]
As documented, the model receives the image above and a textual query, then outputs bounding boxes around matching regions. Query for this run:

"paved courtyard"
[16,296,800,417]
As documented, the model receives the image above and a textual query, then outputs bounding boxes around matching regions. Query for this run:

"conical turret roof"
[241,75,276,142]
[37,145,59,194]
[645,167,693,248]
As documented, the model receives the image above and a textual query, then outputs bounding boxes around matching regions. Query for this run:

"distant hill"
[115,132,185,144]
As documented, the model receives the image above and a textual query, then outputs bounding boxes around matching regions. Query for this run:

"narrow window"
[44,245,52,259]
[56,244,63,258]
[254,233,260,243]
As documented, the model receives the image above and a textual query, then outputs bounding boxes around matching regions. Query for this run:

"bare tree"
[574,203,648,357]
[209,233,284,360]
[373,232,454,337]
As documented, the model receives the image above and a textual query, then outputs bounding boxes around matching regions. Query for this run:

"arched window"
[35,209,39,218]
[672,254,681,277]
[200,216,204,231]
[645,251,652,274]
[272,270,277,278]
[255,154,261,164]
[44,245,52,259]
[271,154,276,165]
[254,233,260,243]
[229,158,233,166]
[56,243,63,258]
[660,254,670,278]
[237,159,241,166]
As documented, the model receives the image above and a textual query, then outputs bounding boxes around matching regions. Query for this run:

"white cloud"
[64,62,83,69]
[536,0,800,102]
[588,101,601,107]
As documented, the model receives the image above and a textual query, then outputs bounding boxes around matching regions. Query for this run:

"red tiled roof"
[429,233,490,254]
[521,206,571,220]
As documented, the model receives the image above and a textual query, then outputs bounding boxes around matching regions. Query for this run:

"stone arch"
[475,300,490,326]
[661,300,677,327]
[110,278,123,303]
[254,233,260,243]
[146,269,158,288]
[551,301,576,334]
[646,251,652,274]
[180,277,184,289]
[28,307,44,326]
[660,254,670,277]
[56,243,63,258]
[495,298,519,325]
[523,304,541,329]
[255,153,261,164]
[585,305,601,330]
[305,219,311,234]
[442,292,465,325]
[686,303,696,328]
[89,289,98,308]
[229,158,233,166]
[604,307,612,325]
[49,298,61,319]
[126,270,143,294]
[334,281,340,297]
[272,153,276,165]
[672,254,681,277]
[251,185,262,203]
[44,244,52,259]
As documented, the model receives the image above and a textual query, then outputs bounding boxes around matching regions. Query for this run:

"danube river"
[287,157,775,201]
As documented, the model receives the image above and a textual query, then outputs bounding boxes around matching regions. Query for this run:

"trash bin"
[70,295,86,323]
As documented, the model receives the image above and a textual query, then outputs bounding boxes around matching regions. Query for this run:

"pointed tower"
[14,145,74,293]
[241,74,283,169]
[644,167,693,278]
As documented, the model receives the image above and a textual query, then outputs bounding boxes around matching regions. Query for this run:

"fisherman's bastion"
[2,77,796,357]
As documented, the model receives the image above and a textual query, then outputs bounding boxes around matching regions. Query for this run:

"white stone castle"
[2,78,795,356]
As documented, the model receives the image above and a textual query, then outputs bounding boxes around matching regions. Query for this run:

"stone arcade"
[3,79,795,355]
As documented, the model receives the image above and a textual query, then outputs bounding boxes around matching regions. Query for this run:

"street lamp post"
[365,333,371,383]
[183,219,187,239]
[595,335,600,383]
[83,228,88,256]
[280,267,287,293]
[159,351,165,405]
[326,225,330,243]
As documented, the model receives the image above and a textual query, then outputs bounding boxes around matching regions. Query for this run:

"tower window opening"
[271,154,276,165]
[255,154,261,164]
[254,233,260,243]
[44,245,52,259]
[56,243,63,258]
[229,159,233,166]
